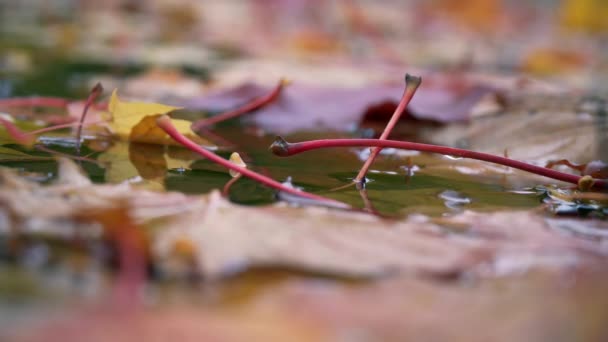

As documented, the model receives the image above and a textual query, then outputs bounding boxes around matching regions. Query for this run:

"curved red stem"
[271,137,608,189]
[191,79,288,131]
[76,83,103,154]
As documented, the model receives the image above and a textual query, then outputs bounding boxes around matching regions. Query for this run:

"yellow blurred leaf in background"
[561,0,608,33]
[521,48,588,75]
[435,0,502,32]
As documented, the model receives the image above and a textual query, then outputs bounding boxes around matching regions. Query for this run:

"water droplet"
[438,190,471,211]
[439,190,471,204]
[356,148,371,161]
[401,164,420,177]
[507,188,538,195]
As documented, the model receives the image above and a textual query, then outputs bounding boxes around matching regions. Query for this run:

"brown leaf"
[0,159,196,226]
[7,267,608,342]
[2,160,607,281]
[157,192,608,279]
[428,103,603,165]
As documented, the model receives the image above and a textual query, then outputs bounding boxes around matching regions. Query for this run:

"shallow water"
[0,124,545,217]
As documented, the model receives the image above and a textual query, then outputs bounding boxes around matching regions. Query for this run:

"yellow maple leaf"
[108,89,209,146]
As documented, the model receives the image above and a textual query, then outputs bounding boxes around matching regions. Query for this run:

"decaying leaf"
[2,159,607,281]
[2,161,608,342]
[108,89,210,146]
[0,158,197,231]
[157,192,608,279]
[428,103,603,165]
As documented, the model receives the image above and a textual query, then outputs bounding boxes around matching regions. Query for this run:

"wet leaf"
[427,106,603,165]
[2,160,606,281]
[157,193,608,279]
[108,89,210,146]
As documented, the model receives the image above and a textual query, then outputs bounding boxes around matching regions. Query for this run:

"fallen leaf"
[186,81,501,133]
[108,89,210,146]
[0,158,196,229]
[2,160,607,281]
[561,0,608,33]
[427,102,603,165]
[522,48,589,76]
[157,193,608,279]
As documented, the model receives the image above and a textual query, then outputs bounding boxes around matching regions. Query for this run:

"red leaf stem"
[191,79,288,131]
[271,137,608,189]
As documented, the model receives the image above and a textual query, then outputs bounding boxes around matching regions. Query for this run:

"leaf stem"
[157,115,349,208]
[76,83,103,154]
[354,74,421,184]
[222,174,242,197]
[191,79,288,131]
[270,137,608,189]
